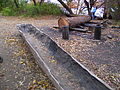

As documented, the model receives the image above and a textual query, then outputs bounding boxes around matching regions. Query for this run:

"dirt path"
[0,16,57,90]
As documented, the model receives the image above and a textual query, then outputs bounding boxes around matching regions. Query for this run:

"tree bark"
[90,0,97,9]
[103,0,108,19]
[33,0,37,6]
[39,0,44,5]
[57,0,73,14]
[14,0,19,8]
[58,15,91,28]
[84,0,91,16]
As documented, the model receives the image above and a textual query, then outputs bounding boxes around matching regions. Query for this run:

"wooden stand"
[62,26,69,40]
[94,25,101,40]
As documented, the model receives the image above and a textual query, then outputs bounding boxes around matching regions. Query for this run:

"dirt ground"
[39,21,120,90]
[0,16,58,90]
[0,15,120,90]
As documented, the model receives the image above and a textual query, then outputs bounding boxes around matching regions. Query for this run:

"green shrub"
[23,3,62,17]
[22,5,39,17]
[1,7,16,16]
[1,2,62,17]
[39,3,62,15]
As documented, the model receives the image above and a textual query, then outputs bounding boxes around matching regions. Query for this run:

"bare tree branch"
[57,0,74,14]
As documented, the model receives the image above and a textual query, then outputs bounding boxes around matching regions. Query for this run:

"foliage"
[0,0,15,9]
[108,0,120,20]
[0,0,62,17]
[23,3,62,17]
[1,7,16,16]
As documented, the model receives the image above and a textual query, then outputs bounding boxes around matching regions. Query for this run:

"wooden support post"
[0,56,3,63]
[62,26,69,40]
[94,25,101,40]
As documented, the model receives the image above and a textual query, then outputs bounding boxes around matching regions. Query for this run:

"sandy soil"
[0,16,58,90]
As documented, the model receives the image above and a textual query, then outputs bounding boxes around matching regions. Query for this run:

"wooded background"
[0,0,120,20]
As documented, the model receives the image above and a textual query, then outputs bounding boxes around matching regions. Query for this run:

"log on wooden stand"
[58,15,91,28]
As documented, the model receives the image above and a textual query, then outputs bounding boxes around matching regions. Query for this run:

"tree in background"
[32,0,37,5]
[107,0,120,20]
[57,0,98,17]
[39,0,44,5]
[0,0,12,9]
[14,0,19,8]
[0,0,24,9]
[84,0,91,16]
[57,0,74,14]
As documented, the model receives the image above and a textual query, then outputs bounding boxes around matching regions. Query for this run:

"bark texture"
[58,15,91,28]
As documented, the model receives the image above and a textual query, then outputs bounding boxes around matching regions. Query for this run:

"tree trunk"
[58,15,91,28]
[90,0,97,9]
[57,0,73,14]
[33,0,37,6]
[14,0,19,8]
[84,0,91,17]
[39,0,44,5]
[76,0,80,14]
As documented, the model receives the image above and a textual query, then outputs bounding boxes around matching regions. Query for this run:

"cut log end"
[58,17,69,29]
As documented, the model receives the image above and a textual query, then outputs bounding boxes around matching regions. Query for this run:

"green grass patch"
[1,3,62,17]
[1,7,16,16]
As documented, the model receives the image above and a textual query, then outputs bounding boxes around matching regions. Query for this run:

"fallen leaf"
[50,60,56,63]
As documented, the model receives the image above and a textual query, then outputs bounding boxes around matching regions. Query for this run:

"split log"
[58,15,91,28]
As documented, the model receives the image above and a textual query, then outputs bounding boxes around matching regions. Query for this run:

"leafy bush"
[0,0,14,11]
[1,7,16,16]
[109,1,120,20]
[23,3,62,17]
[22,5,39,17]
[38,3,62,15]
[1,2,62,17]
